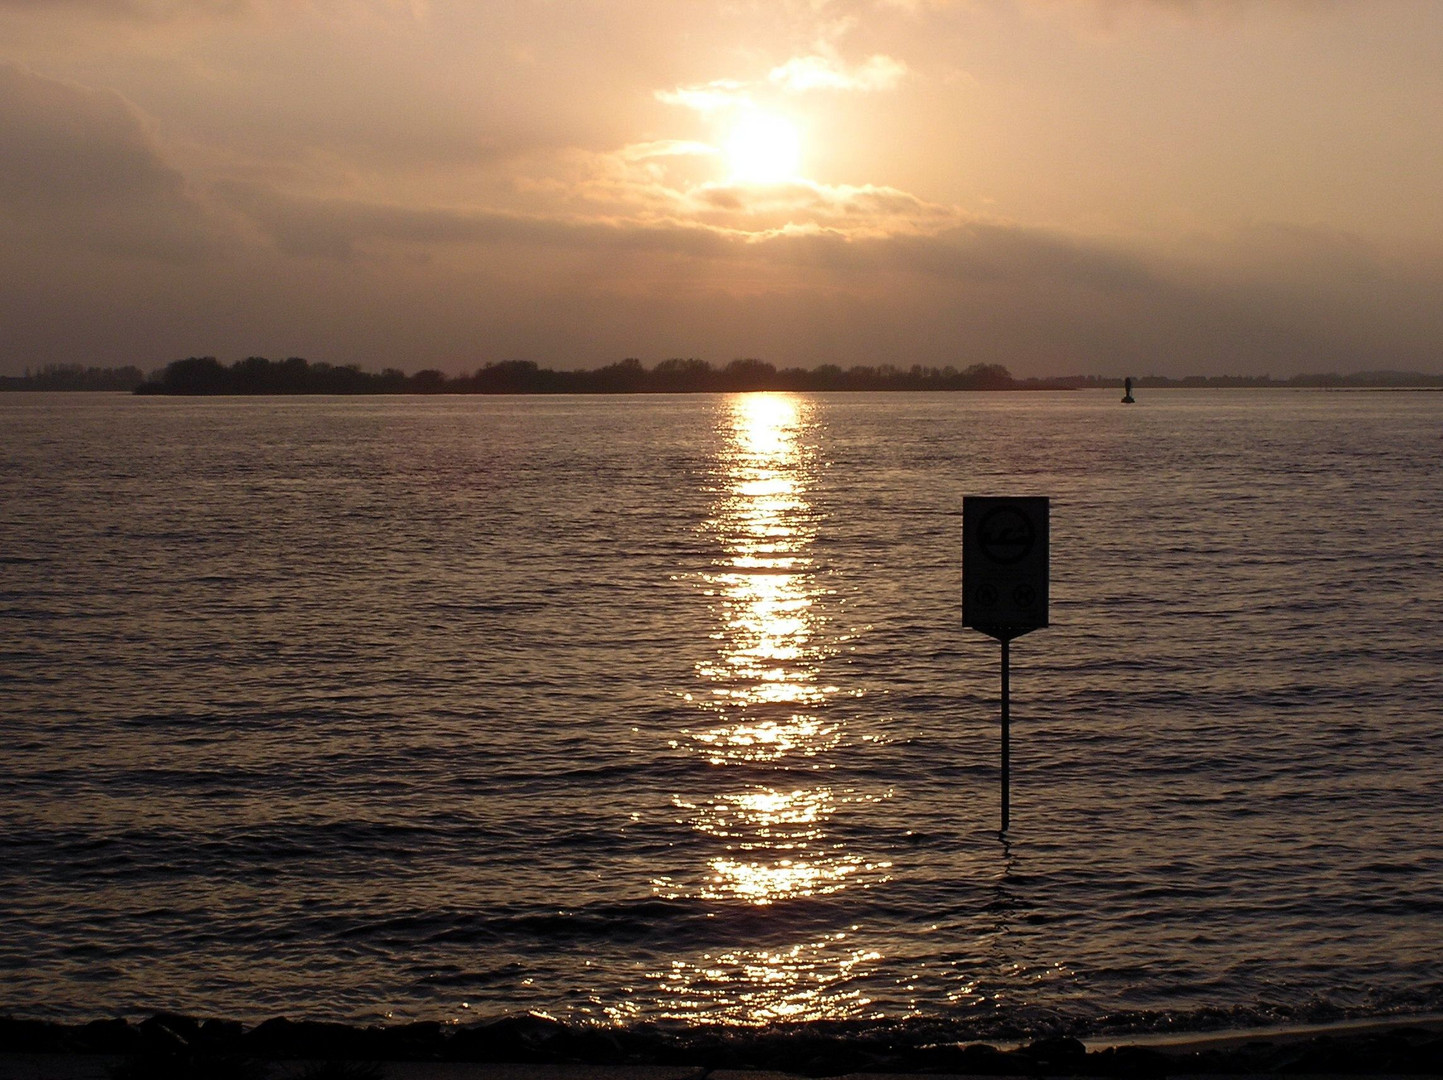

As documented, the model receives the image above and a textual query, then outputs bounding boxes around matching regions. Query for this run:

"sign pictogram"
[978,504,1036,565]
[963,496,1049,638]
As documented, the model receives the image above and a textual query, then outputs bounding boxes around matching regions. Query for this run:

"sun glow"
[725,112,801,184]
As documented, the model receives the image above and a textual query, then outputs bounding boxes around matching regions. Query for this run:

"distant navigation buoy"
[1122,377,1135,404]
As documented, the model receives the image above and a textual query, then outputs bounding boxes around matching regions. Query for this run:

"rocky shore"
[3,1013,1443,1078]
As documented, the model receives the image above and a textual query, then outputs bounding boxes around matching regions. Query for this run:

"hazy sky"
[3,0,1441,377]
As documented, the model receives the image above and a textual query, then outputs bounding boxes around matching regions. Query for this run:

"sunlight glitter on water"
[658,393,893,1015]
[648,935,885,1024]
[691,392,834,776]
[698,394,825,699]
[686,717,841,764]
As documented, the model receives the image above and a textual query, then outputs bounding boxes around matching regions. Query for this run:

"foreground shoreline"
[3,1013,1442,1078]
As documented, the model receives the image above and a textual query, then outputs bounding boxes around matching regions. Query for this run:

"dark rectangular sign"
[963,496,1049,639]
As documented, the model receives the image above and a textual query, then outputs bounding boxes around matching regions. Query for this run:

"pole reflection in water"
[651,393,891,1023]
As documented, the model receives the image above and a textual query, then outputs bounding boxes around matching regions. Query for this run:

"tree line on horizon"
[0,364,148,392]
[130,355,1039,394]
[5,356,1441,394]
[134,356,1443,394]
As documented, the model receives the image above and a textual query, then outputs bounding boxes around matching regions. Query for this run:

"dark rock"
[367,1020,444,1061]
[941,1042,1028,1075]
[1086,1044,1177,1077]
[199,1018,246,1053]
[84,1018,140,1054]
[293,1063,388,1080]
[1018,1035,1088,1073]
[139,1013,201,1052]
[0,1017,69,1053]
[444,1014,578,1063]
[108,1050,268,1080]
[245,1018,371,1061]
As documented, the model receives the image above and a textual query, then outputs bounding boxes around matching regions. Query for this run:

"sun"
[725,112,801,184]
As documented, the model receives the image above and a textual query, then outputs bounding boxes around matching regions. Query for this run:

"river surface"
[2,388,1441,1045]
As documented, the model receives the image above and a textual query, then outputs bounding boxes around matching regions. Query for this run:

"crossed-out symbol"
[1013,584,1037,608]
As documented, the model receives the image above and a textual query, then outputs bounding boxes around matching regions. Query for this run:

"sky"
[2,0,1441,379]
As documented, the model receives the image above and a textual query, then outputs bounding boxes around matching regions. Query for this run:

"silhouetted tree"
[959,363,1014,390]
[162,357,231,394]
[591,358,647,392]
[0,364,146,391]
[722,358,777,391]
[652,358,713,392]
[475,361,542,393]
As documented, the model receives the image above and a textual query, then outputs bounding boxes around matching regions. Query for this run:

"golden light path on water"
[649,393,892,1024]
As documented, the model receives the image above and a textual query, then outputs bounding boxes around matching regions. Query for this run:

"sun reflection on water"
[649,935,885,1025]
[687,716,839,765]
[686,394,830,746]
[655,392,891,1022]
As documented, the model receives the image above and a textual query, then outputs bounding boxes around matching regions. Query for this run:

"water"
[2,388,1442,1046]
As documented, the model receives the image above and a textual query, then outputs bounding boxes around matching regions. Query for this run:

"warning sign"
[964,496,1049,639]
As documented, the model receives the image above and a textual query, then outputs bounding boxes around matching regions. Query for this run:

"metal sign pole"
[1000,636,1010,834]
[963,496,1048,835]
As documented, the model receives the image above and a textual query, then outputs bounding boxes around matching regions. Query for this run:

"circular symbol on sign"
[978,506,1035,565]
[1012,583,1037,608]
[975,583,1000,607]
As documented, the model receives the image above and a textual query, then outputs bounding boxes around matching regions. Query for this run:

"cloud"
[9,155,1442,378]
[0,62,223,260]
[215,167,1161,306]
[0,0,265,23]
[768,52,908,92]
[517,134,965,240]
[655,80,752,113]
[685,179,954,232]
[206,176,1443,378]
[618,140,719,163]
[214,180,749,262]
[0,0,426,22]
[1017,0,1345,32]
[660,46,907,117]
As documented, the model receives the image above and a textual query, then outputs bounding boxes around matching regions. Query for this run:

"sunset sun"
[725,111,801,183]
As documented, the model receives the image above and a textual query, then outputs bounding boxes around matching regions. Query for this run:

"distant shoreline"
[3,357,1442,394]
